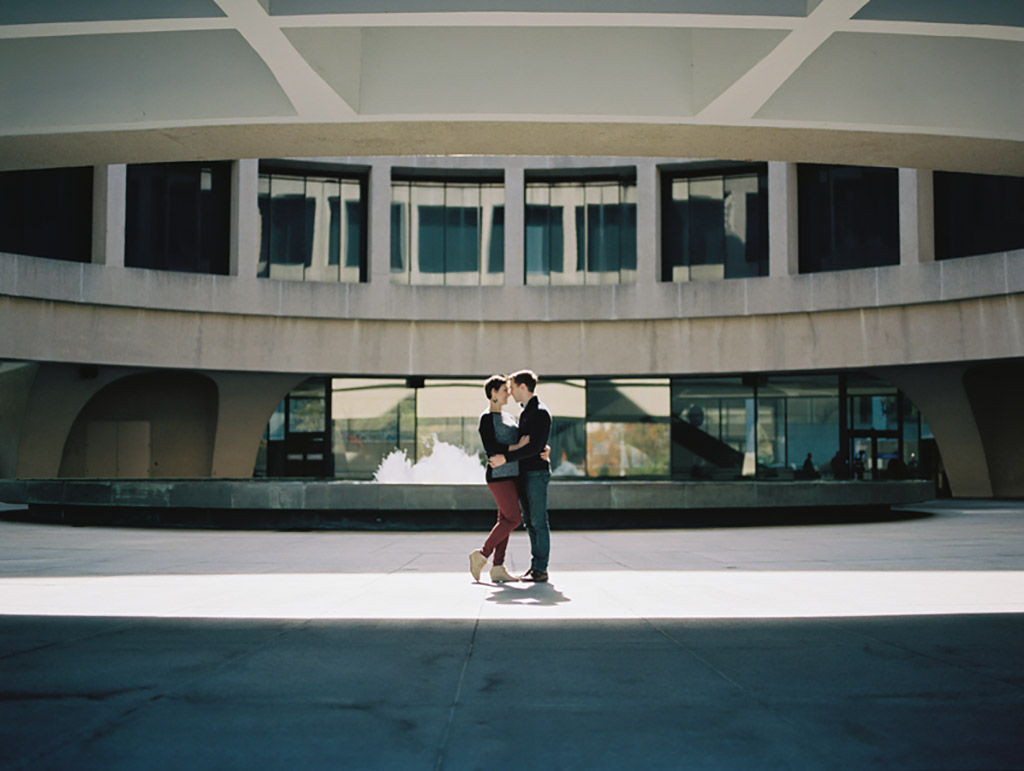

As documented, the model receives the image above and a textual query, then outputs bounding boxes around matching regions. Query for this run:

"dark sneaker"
[521,569,548,583]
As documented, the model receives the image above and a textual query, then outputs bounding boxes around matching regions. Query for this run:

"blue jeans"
[519,470,551,572]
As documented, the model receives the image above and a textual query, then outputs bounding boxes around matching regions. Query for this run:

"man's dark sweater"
[504,395,552,472]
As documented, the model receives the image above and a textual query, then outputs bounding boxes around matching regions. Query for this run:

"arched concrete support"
[58,371,219,479]
[962,360,1024,499]
[10,364,299,480]
[208,372,308,478]
[875,364,993,499]
[15,364,147,478]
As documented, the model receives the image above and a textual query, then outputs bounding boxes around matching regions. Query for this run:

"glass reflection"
[482,184,504,286]
[331,378,415,480]
[586,379,670,478]
[757,375,839,479]
[526,176,637,285]
[258,171,366,283]
[662,166,767,282]
[391,183,410,283]
[255,374,930,485]
[553,183,584,285]
[391,177,505,286]
[671,378,753,480]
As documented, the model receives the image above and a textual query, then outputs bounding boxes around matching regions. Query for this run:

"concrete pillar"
[899,168,935,265]
[230,159,260,278]
[635,161,658,284]
[209,371,306,478]
[0,363,38,478]
[877,363,993,498]
[368,161,394,283]
[768,161,799,277]
[91,164,126,267]
[504,165,525,285]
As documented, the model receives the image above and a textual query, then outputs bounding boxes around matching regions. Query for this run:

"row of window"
[256,372,935,483]
[2,162,1022,284]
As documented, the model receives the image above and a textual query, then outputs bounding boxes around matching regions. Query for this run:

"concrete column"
[230,159,260,278]
[899,168,935,265]
[368,161,393,283]
[91,165,126,267]
[878,363,993,498]
[504,165,525,285]
[635,161,658,284]
[768,161,799,277]
[209,371,306,478]
[0,363,38,478]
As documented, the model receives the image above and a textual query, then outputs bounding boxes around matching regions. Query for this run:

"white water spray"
[373,435,487,484]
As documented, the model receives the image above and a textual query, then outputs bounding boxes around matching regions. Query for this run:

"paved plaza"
[1,500,1023,769]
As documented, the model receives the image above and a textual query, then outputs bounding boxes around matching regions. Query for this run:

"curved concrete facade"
[1,2,1023,500]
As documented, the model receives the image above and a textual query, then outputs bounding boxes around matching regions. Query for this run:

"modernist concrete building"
[1,0,1023,510]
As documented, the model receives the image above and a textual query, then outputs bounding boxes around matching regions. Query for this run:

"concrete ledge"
[0,478,936,512]
[3,249,1021,324]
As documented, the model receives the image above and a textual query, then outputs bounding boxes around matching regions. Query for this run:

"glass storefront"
[757,375,840,479]
[671,377,752,480]
[256,373,932,482]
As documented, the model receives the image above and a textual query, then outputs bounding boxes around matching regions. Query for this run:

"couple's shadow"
[484,580,571,607]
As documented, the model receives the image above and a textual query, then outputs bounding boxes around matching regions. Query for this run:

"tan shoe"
[469,549,487,581]
[490,564,516,583]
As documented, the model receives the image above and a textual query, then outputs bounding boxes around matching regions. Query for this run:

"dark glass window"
[391,176,504,286]
[125,162,230,275]
[661,165,767,281]
[934,172,1024,260]
[798,164,899,273]
[0,167,92,263]
[525,175,636,285]
[257,168,367,282]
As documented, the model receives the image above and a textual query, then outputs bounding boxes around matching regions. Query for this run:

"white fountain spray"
[373,434,487,484]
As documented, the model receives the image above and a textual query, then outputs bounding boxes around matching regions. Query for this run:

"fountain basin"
[0,477,936,530]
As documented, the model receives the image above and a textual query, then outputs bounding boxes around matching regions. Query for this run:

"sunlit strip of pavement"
[1,570,1023,620]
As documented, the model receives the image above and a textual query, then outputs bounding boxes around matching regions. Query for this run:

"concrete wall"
[1,293,1021,379]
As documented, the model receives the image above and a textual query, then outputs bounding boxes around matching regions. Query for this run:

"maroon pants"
[482,479,522,566]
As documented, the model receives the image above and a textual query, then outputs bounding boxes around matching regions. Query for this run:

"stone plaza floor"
[1,500,1023,769]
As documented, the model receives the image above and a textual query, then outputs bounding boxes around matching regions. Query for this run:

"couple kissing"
[469,369,553,584]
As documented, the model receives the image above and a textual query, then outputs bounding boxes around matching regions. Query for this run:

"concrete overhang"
[1,0,1023,173]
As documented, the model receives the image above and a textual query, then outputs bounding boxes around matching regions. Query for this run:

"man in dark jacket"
[488,369,552,582]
